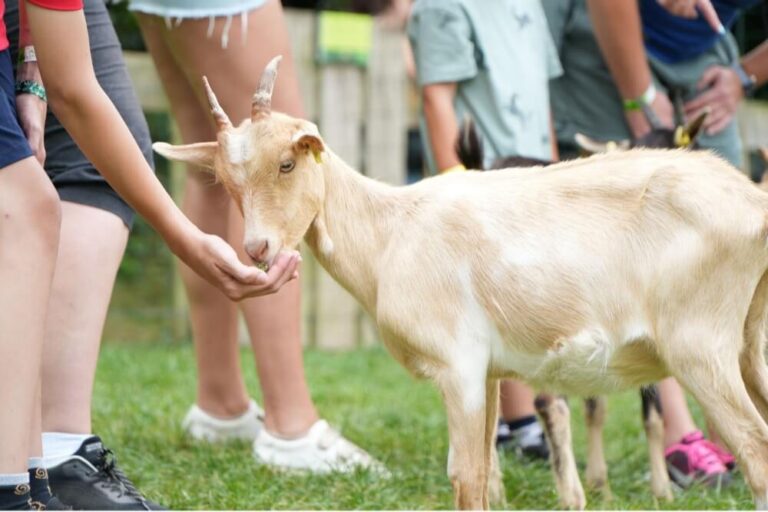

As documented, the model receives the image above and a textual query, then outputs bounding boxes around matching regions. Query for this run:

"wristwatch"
[734,62,757,97]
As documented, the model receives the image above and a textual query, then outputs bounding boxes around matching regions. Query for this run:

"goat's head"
[574,109,709,155]
[153,56,326,267]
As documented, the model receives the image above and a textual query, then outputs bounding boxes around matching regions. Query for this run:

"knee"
[25,181,62,249]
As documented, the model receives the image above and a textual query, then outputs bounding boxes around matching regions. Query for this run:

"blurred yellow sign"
[317,11,373,67]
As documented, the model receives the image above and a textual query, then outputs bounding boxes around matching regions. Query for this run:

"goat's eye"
[279,160,296,173]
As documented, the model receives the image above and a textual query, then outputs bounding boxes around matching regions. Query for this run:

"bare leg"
[137,1,318,432]
[499,379,537,421]
[0,158,61,472]
[658,377,699,446]
[41,203,128,432]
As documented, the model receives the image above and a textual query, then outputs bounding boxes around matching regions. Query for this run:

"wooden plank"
[285,9,318,121]
[364,20,407,185]
[169,121,190,343]
[123,51,168,112]
[314,64,365,350]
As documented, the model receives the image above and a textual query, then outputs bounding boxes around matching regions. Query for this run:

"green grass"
[93,344,753,510]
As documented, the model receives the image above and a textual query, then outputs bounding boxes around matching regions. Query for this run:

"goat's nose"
[244,239,269,262]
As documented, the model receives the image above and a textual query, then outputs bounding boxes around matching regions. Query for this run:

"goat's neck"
[304,150,397,313]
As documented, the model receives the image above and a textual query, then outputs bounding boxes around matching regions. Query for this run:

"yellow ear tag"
[674,126,690,148]
[313,150,323,164]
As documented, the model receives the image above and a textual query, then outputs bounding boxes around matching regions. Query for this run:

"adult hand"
[15,62,47,165]
[180,228,300,301]
[684,65,743,135]
[656,0,724,33]
[625,89,674,139]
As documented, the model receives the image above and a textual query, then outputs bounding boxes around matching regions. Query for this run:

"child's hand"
[15,62,47,165]
[181,229,300,301]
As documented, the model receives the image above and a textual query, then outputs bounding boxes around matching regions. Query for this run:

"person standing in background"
[130,0,384,475]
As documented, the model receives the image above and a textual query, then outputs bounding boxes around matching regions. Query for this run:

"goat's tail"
[455,115,484,170]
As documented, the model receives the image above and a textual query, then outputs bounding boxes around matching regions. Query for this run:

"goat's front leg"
[584,396,611,499]
[640,386,673,502]
[535,394,586,510]
[485,379,506,508]
[440,371,488,510]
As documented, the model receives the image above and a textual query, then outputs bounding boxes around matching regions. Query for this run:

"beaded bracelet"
[14,80,47,102]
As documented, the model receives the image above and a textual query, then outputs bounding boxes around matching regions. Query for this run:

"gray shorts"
[4,0,153,228]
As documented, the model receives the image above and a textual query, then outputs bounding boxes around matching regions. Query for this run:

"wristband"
[15,80,47,102]
[623,83,656,111]
[734,62,757,97]
[17,46,37,65]
[440,164,466,175]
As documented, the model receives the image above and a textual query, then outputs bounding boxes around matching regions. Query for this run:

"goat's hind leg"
[640,385,673,502]
[741,270,768,424]
[666,345,768,509]
[535,394,586,510]
[584,396,611,499]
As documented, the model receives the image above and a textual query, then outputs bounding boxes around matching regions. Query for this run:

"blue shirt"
[640,0,760,64]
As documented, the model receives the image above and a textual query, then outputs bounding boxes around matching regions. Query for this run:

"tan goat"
[155,57,768,510]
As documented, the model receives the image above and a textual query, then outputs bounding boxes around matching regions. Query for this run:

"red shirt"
[0,0,83,51]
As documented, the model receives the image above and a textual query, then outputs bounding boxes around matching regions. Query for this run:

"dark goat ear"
[455,115,484,170]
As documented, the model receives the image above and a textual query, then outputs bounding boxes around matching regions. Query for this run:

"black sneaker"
[47,436,164,510]
[497,419,550,461]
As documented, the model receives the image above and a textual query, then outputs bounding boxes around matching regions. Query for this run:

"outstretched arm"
[25,2,299,300]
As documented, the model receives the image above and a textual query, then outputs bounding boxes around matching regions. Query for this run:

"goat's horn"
[251,55,283,121]
[202,76,232,130]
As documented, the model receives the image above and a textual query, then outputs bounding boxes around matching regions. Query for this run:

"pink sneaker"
[699,438,736,470]
[665,431,731,489]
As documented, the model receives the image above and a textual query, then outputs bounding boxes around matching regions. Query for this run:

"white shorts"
[128,0,268,19]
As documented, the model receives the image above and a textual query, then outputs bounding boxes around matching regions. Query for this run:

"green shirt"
[408,0,562,171]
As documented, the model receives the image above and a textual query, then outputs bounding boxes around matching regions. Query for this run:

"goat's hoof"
[488,481,507,509]
[559,490,586,510]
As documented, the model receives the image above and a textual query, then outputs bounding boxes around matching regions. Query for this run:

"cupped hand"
[16,91,47,165]
[183,231,300,301]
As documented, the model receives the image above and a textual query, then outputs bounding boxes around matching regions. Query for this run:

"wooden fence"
[125,8,409,350]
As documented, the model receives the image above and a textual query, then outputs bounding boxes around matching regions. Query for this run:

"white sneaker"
[182,400,264,442]
[253,419,389,475]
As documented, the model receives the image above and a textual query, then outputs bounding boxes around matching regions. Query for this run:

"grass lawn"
[93,343,753,510]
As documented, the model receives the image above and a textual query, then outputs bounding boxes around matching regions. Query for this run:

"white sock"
[0,473,29,486]
[42,432,92,468]
[27,457,44,470]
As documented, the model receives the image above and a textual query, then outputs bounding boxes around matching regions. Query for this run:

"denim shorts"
[4,0,154,228]
[0,50,34,170]
[128,0,268,18]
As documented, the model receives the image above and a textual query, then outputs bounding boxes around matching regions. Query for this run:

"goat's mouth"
[252,260,270,272]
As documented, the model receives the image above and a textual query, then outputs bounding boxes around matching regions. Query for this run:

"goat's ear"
[574,133,630,155]
[676,109,709,148]
[152,141,218,171]
[292,130,325,164]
